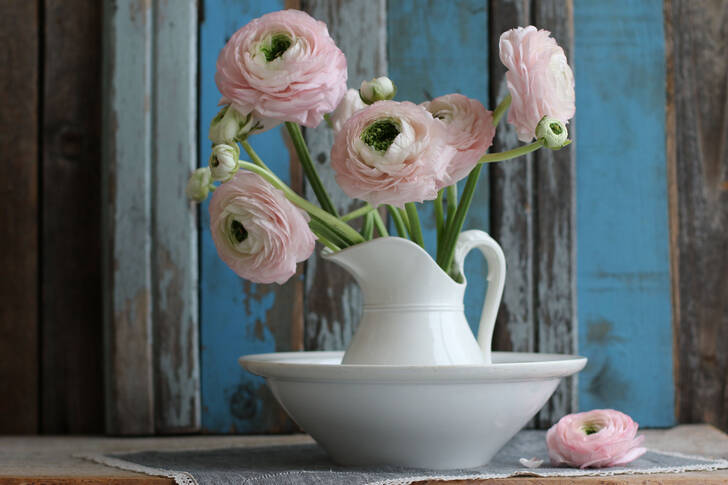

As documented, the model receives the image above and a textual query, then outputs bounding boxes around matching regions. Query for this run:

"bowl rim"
[239,351,587,383]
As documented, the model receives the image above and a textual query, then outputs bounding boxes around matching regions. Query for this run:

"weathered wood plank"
[151,0,200,434]
[666,0,728,433]
[489,0,534,357]
[387,0,490,335]
[574,0,674,426]
[102,0,155,435]
[532,0,577,428]
[199,0,300,433]
[301,0,386,351]
[0,0,40,434]
[41,0,104,433]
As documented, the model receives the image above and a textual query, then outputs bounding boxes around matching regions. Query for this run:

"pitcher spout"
[322,236,464,307]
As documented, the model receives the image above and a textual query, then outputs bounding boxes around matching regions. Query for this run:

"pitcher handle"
[453,230,506,364]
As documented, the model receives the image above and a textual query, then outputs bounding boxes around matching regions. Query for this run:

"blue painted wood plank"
[199,0,298,433]
[102,0,155,435]
[152,0,200,433]
[387,0,489,335]
[574,0,675,426]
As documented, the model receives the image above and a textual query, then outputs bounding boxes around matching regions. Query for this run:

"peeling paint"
[587,359,629,403]
[586,318,625,344]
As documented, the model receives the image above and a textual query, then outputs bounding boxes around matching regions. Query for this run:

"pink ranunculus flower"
[499,26,575,142]
[329,89,366,134]
[330,100,454,208]
[209,171,316,284]
[422,94,495,185]
[546,409,647,469]
[215,10,347,128]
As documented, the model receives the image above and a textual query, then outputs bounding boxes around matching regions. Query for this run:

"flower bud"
[359,76,396,104]
[209,105,272,144]
[535,116,569,149]
[209,144,239,182]
[185,167,212,202]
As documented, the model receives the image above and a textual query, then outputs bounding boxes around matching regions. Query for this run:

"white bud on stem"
[209,105,270,144]
[209,144,239,182]
[535,116,570,149]
[359,76,396,104]
[185,167,212,203]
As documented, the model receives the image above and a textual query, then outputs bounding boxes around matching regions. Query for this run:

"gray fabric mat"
[88,430,728,485]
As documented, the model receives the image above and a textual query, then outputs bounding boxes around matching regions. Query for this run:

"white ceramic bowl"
[240,351,586,469]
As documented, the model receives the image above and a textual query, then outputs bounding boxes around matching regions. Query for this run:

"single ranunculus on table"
[546,409,647,469]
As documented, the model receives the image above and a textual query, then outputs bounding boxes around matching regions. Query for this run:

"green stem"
[311,215,351,248]
[446,184,458,225]
[492,93,511,126]
[284,122,339,216]
[437,165,482,273]
[309,221,341,252]
[434,189,445,244]
[240,139,270,171]
[434,94,531,278]
[478,139,544,164]
[387,205,407,238]
[397,207,411,236]
[341,203,376,222]
[437,185,458,262]
[361,212,375,240]
[405,202,425,249]
[372,209,389,237]
[238,161,364,245]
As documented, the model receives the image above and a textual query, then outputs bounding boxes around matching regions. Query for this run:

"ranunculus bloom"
[215,10,347,128]
[546,409,647,469]
[422,94,495,185]
[330,100,453,208]
[499,26,575,142]
[209,171,316,284]
[329,89,366,134]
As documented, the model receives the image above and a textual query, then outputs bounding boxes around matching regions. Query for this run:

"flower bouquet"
[191,9,588,469]
[187,10,574,286]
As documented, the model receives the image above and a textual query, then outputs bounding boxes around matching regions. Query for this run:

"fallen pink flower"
[546,409,646,469]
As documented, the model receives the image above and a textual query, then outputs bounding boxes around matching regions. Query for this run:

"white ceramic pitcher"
[322,230,506,365]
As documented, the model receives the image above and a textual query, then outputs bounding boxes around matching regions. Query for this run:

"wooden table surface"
[1,425,727,484]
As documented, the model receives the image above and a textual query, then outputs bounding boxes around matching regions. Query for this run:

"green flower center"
[361,119,400,152]
[230,220,248,243]
[261,33,292,62]
[549,122,563,135]
[582,423,601,435]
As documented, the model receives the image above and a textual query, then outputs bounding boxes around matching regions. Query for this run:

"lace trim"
[75,453,198,485]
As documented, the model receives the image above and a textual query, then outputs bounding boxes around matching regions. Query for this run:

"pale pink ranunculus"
[499,26,575,142]
[422,94,495,185]
[546,409,647,469]
[215,10,347,128]
[209,171,316,284]
[330,100,454,208]
[330,89,366,134]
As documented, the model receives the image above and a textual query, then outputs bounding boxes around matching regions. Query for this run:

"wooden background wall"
[0,0,726,435]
